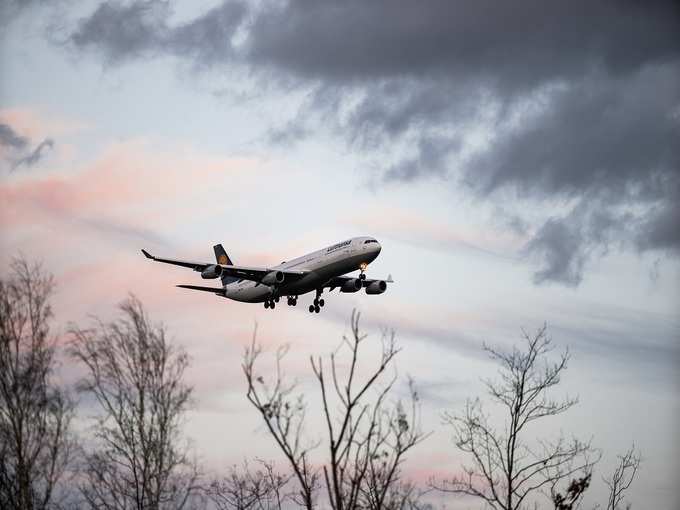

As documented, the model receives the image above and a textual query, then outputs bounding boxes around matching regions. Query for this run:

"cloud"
[0,0,50,27]
[56,0,680,284]
[524,217,588,286]
[0,138,257,249]
[0,123,29,150]
[0,122,54,170]
[69,0,247,66]
[13,138,54,168]
[383,134,459,183]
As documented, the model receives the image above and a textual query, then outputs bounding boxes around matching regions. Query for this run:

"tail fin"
[213,244,233,266]
[214,244,238,286]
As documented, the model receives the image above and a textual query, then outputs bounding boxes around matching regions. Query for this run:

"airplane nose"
[375,243,382,254]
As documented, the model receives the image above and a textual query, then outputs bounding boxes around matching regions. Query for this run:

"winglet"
[387,274,394,283]
[141,249,154,260]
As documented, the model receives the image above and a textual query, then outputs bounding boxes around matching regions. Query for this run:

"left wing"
[142,249,308,283]
[176,284,226,295]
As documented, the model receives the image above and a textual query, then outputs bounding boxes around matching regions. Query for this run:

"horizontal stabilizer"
[176,284,225,295]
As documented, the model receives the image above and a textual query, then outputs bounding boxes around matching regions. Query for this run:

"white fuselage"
[225,236,381,303]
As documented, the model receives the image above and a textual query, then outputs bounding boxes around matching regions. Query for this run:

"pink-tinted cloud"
[0,107,88,140]
[1,138,258,231]
[345,205,526,257]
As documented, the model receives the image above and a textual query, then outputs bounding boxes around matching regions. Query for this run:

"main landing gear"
[308,289,325,314]
[263,296,280,309]
[264,296,279,310]
[265,295,299,310]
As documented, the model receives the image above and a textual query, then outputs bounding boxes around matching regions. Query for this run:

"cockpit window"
[363,239,378,244]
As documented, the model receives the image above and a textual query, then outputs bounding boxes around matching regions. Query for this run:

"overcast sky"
[1,1,679,508]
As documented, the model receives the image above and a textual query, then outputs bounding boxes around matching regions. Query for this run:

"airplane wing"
[324,274,394,291]
[176,284,226,295]
[141,249,308,283]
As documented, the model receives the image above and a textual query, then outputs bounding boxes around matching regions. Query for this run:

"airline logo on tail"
[213,244,233,266]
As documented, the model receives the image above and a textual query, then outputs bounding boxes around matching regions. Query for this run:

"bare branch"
[206,459,291,510]
[603,444,641,510]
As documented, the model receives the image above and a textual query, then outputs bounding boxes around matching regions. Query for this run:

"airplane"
[141,236,392,313]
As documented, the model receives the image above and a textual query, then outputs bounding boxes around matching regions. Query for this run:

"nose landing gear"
[359,262,368,280]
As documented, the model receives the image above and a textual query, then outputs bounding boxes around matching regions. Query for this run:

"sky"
[1,0,679,508]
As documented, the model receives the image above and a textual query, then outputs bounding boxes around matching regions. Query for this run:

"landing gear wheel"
[313,298,319,306]
[309,305,315,313]
[271,301,275,309]
[319,299,325,307]
[314,305,320,313]
[275,296,280,303]
[360,273,366,280]
[264,301,269,309]
[292,299,297,306]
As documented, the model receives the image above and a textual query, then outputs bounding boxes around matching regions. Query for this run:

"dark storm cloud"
[69,0,246,65]
[0,123,54,170]
[246,0,678,87]
[0,0,49,26]
[62,0,680,284]
[524,217,588,287]
[245,0,680,284]
[383,135,458,183]
[69,0,169,63]
[522,208,624,287]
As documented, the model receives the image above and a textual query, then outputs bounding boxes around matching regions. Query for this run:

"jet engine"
[201,264,223,279]
[261,270,285,286]
[340,278,362,293]
[365,280,387,294]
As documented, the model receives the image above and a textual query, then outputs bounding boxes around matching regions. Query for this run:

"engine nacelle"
[261,270,285,286]
[365,280,387,295]
[201,264,223,279]
[340,278,362,293]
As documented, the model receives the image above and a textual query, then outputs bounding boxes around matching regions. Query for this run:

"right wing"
[141,249,308,283]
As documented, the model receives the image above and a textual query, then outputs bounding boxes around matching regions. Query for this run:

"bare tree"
[603,445,641,510]
[243,338,318,510]
[243,311,427,510]
[0,256,75,510]
[206,460,290,510]
[435,324,597,510]
[69,295,200,510]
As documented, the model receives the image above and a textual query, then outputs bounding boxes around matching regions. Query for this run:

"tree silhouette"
[603,445,641,510]
[243,311,427,510]
[0,257,75,510]
[434,324,598,510]
[206,460,290,510]
[70,295,200,509]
